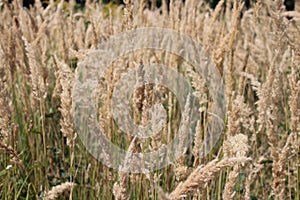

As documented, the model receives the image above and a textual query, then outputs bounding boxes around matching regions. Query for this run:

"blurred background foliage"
[21,0,296,11]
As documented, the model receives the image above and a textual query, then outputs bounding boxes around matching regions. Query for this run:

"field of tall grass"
[0,0,299,199]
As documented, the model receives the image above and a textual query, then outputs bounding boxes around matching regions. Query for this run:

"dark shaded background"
[20,0,296,11]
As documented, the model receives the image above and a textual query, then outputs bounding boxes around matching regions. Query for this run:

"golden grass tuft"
[0,0,298,199]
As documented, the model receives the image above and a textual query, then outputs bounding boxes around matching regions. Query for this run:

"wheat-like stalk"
[168,157,251,199]
[44,182,76,200]
[54,55,76,148]
[0,67,10,143]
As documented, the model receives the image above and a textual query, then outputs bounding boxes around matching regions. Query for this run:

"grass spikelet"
[54,55,76,148]
[288,53,300,137]
[22,36,40,110]
[0,67,10,143]
[113,137,138,200]
[44,182,76,200]
[168,157,251,199]
[222,134,248,200]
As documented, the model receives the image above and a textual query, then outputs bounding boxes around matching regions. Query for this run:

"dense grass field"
[0,0,299,199]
